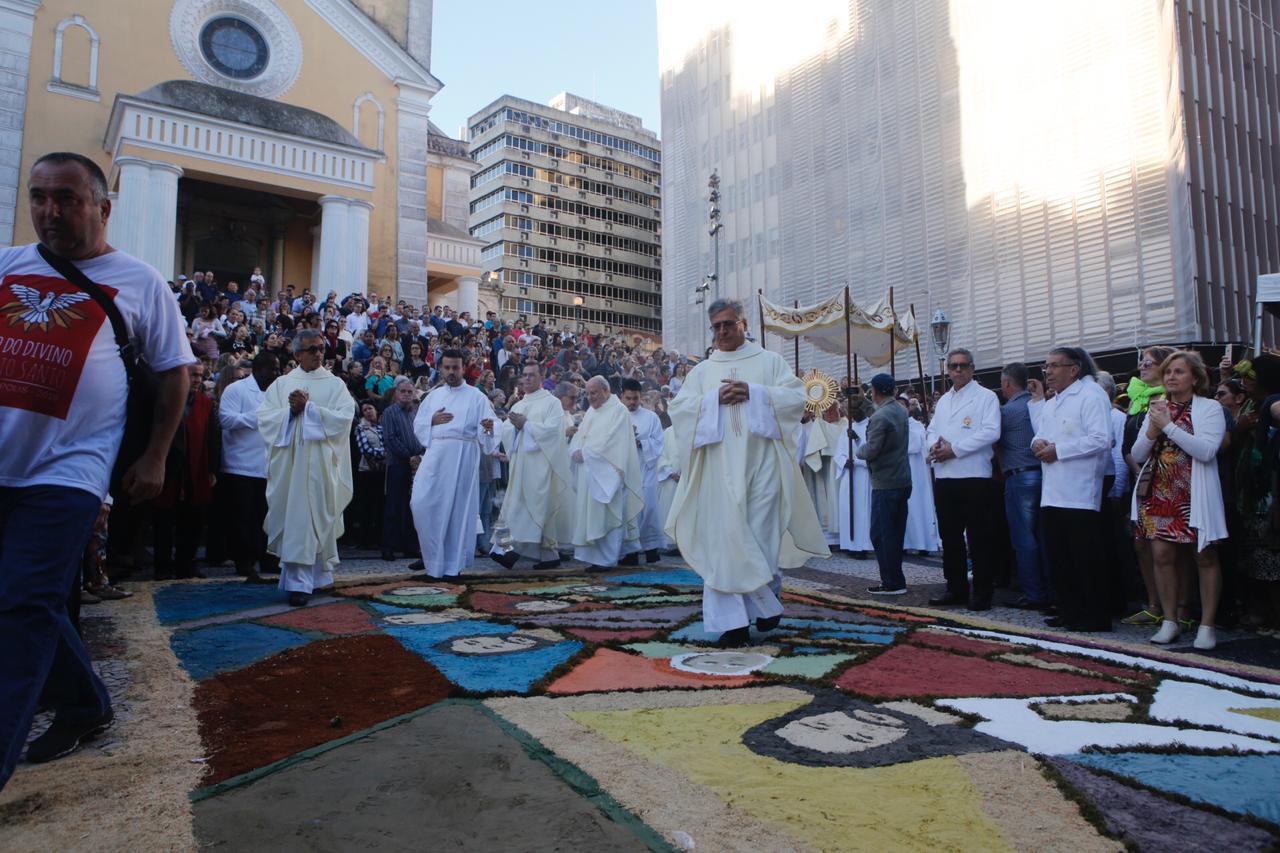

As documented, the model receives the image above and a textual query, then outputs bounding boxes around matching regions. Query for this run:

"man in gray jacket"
[856,373,912,595]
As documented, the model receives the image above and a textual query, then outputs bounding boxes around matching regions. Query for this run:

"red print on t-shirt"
[0,274,114,419]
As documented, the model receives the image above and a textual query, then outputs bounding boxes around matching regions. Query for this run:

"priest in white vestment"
[552,381,581,551]
[666,299,829,646]
[833,411,873,554]
[619,378,666,564]
[491,363,573,570]
[655,425,680,554]
[259,329,356,606]
[569,377,645,570]
[901,403,941,553]
[410,349,498,578]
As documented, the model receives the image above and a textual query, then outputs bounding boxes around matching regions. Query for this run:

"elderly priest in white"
[619,378,666,565]
[491,362,573,570]
[667,299,829,647]
[259,329,356,607]
[411,349,499,578]
[569,376,645,571]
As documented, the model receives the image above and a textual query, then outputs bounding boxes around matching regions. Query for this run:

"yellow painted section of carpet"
[570,699,1014,852]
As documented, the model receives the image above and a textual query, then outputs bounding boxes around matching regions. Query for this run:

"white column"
[457,275,480,318]
[317,195,351,299]
[146,161,182,280]
[109,157,152,264]
[347,199,372,297]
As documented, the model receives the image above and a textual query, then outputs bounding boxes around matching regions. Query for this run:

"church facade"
[0,0,481,308]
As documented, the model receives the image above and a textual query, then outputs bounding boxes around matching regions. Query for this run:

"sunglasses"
[947,362,973,370]
[300,345,324,355]
[710,320,741,332]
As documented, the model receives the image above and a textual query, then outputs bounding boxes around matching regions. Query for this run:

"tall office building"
[466,93,663,339]
[658,0,1280,374]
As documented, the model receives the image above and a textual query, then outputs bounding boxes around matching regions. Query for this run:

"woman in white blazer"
[1130,351,1228,650]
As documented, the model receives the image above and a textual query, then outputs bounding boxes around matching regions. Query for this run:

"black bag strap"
[36,242,140,379]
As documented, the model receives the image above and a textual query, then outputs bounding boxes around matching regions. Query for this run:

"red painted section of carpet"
[834,644,1122,699]
[563,627,660,643]
[545,648,758,695]
[468,590,611,616]
[910,630,1019,656]
[194,634,453,784]
[1026,651,1154,682]
[259,603,377,635]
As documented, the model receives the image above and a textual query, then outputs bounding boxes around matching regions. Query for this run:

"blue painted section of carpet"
[607,569,703,587]
[791,646,834,655]
[170,623,312,680]
[383,618,583,693]
[808,629,898,645]
[780,618,902,635]
[1069,752,1280,823]
[154,582,285,625]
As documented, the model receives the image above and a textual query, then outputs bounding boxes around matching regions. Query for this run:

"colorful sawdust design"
[546,648,760,694]
[259,602,377,635]
[193,634,453,784]
[170,622,313,680]
[154,581,283,624]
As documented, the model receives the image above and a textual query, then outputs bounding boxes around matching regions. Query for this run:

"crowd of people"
[6,151,1280,795]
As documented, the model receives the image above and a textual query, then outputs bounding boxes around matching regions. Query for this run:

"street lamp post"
[930,308,951,395]
[572,295,583,334]
[708,170,722,303]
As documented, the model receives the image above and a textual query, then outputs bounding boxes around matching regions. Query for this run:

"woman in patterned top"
[1130,351,1228,650]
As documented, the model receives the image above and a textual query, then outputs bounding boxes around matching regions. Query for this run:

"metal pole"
[911,303,929,418]
[758,289,767,351]
[844,286,855,539]
[793,299,801,376]
[888,286,896,379]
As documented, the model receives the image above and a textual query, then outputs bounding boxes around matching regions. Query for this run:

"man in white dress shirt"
[924,348,1002,610]
[218,352,280,584]
[410,350,499,579]
[1028,347,1114,632]
[618,378,666,565]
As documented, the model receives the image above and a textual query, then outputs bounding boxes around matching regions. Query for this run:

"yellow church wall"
[15,0,412,294]
[282,216,315,293]
[426,163,444,221]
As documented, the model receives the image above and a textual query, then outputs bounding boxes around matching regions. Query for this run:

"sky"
[428,1,662,141]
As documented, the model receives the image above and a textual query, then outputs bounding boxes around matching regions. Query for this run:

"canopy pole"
[844,286,855,539]
[758,289,767,352]
[888,286,896,379]
[911,303,929,418]
[793,299,801,377]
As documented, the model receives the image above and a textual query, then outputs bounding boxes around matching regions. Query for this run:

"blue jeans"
[1004,469,1052,604]
[870,486,912,590]
[0,486,111,791]
[476,480,495,552]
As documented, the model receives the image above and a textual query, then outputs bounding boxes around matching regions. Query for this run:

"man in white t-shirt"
[0,152,194,790]
[218,351,281,584]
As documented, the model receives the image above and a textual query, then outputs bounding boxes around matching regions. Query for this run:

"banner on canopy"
[759,290,918,367]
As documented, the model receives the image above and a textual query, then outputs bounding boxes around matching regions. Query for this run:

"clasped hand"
[718,379,749,405]
[1031,438,1058,463]
[926,438,955,463]
[288,389,309,415]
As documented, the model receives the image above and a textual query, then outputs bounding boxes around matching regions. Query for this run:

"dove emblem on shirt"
[2,284,91,332]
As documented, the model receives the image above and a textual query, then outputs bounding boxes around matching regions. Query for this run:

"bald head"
[585,376,610,409]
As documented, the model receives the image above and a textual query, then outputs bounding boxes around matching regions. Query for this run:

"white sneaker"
[1193,625,1217,650]
[1150,620,1181,645]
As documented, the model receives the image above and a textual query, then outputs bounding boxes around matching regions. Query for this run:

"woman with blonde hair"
[1130,350,1227,649]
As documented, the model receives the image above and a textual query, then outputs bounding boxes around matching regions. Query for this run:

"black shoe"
[380,550,396,561]
[716,627,751,647]
[868,585,908,596]
[1044,617,1074,628]
[645,549,661,564]
[288,592,310,607]
[408,559,425,572]
[532,558,562,571]
[755,615,781,632]
[928,592,966,606]
[244,573,276,585]
[968,597,992,612]
[491,551,519,569]
[584,564,613,574]
[1010,597,1050,610]
[618,553,640,567]
[25,709,114,763]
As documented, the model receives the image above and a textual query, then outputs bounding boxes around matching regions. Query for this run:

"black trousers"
[153,503,203,576]
[223,473,277,575]
[1043,506,1111,629]
[353,469,385,548]
[933,477,998,599]
[382,462,417,554]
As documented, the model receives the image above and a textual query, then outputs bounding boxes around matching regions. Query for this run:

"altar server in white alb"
[667,299,829,647]
[569,377,645,570]
[491,362,573,570]
[655,424,680,553]
[619,378,666,565]
[259,329,356,606]
[833,406,873,554]
[900,399,940,553]
[411,349,498,579]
